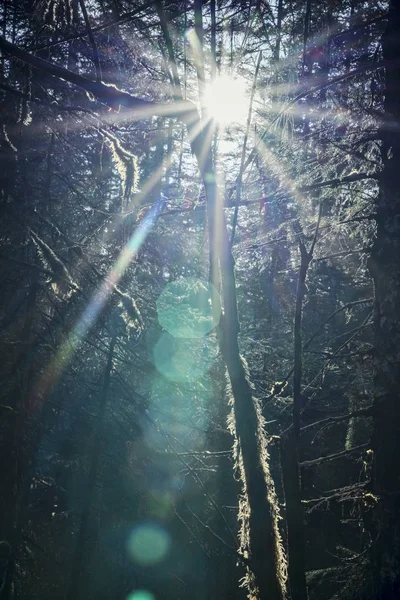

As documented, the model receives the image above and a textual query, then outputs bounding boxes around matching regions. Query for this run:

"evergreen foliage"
[0,0,399,599]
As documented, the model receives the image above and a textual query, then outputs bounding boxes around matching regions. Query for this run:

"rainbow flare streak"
[29,199,164,409]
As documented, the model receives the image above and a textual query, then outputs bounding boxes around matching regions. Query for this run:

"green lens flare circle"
[156,278,221,339]
[126,592,155,600]
[126,523,170,566]
[153,334,208,382]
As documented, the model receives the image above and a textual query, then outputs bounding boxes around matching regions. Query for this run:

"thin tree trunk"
[156,4,286,596]
[281,243,309,600]
[281,209,320,600]
[216,212,286,600]
[0,275,37,600]
[188,13,287,595]
[280,430,307,600]
[274,0,283,75]
[67,336,116,600]
[210,0,216,79]
[0,130,53,598]
[302,0,312,78]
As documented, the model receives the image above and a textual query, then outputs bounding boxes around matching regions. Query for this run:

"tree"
[1,1,399,599]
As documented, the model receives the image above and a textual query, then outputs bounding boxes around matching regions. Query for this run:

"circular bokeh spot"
[126,591,155,600]
[147,374,215,444]
[153,333,207,382]
[126,523,170,566]
[156,278,221,338]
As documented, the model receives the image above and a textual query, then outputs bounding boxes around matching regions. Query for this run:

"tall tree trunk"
[368,1,400,597]
[273,0,283,79]
[168,3,287,592]
[201,157,286,599]
[190,18,286,595]
[280,227,316,600]
[67,336,116,600]
[210,0,216,79]
[0,274,37,600]
[281,211,320,600]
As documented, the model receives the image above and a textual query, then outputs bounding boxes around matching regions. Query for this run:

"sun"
[203,75,248,125]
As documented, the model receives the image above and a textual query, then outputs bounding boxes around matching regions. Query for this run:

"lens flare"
[126,591,155,600]
[27,199,163,410]
[203,75,248,125]
[126,523,170,566]
[156,278,221,339]
[153,333,209,382]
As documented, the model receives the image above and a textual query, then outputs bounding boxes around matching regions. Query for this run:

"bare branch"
[300,443,369,468]
[314,247,372,262]
[0,35,195,118]
[301,407,373,434]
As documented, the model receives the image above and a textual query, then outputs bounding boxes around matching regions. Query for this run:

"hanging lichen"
[17,66,33,127]
[102,130,138,208]
[34,0,73,28]
[227,357,287,600]
[113,286,143,337]
[30,230,78,299]
[1,125,17,153]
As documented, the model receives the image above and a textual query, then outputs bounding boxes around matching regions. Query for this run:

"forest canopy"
[1,0,400,599]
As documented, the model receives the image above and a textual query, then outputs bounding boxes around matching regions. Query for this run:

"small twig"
[303,298,373,353]
[230,50,262,247]
[31,0,157,51]
[184,503,241,560]
[314,247,372,262]
[168,450,232,457]
[309,201,322,256]
[302,311,373,397]
[173,506,211,558]
[159,425,238,546]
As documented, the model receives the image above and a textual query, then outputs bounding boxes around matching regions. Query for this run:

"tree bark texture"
[215,202,286,600]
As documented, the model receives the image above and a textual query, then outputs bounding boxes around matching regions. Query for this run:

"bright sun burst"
[203,75,248,125]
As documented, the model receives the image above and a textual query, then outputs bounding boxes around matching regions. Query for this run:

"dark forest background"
[1,0,400,599]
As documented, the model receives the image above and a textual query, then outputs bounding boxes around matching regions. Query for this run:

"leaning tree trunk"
[368,0,400,597]
[201,156,286,600]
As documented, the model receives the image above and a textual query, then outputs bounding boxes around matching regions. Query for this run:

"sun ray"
[195,118,217,171]
[24,98,215,410]
[27,198,164,411]
[252,128,308,209]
